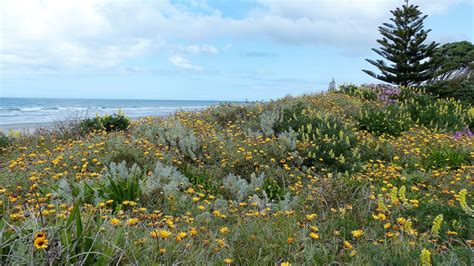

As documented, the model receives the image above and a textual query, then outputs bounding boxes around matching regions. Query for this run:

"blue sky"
[1,0,473,101]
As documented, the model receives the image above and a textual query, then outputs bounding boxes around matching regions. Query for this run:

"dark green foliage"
[402,202,473,240]
[274,101,309,134]
[179,164,221,194]
[394,87,436,103]
[0,133,9,149]
[101,113,130,132]
[363,4,439,86]
[425,79,474,105]
[96,164,143,210]
[209,104,250,127]
[263,177,285,201]
[79,113,130,133]
[337,84,472,158]
[338,84,378,101]
[294,112,362,173]
[79,117,103,133]
[389,88,472,131]
[357,104,412,136]
[423,146,470,169]
[430,41,474,82]
[401,96,470,131]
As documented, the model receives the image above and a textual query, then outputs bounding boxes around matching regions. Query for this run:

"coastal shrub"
[0,132,9,149]
[54,178,97,205]
[141,161,190,197]
[422,146,470,169]
[79,113,130,133]
[101,113,130,132]
[260,109,283,137]
[274,101,310,134]
[402,202,473,240]
[393,87,433,102]
[222,173,265,201]
[153,118,200,160]
[401,97,471,131]
[209,104,250,127]
[360,84,401,102]
[79,116,103,132]
[263,177,285,201]
[296,112,363,173]
[357,104,412,136]
[104,135,151,169]
[277,129,298,151]
[140,161,190,210]
[425,79,474,105]
[451,80,474,105]
[338,84,378,101]
[179,164,219,194]
[96,162,143,210]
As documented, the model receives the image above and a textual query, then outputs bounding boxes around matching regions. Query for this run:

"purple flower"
[452,128,474,140]
[361,83,401,102]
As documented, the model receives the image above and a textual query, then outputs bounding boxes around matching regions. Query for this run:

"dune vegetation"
[0,85,473,265]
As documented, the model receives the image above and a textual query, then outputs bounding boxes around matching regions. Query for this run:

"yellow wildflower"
[176,232,187,241]
[351,230,364,238]
[127,218,139,226]
[34,237,49,250]
[309,232,319,239]
[219,226,229,235]
[150,229,172,239]
[306,213,317,221]
[343,240,353,249]
[110,218,121,226]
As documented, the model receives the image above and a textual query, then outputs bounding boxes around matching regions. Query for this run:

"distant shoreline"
[0,98,233,132]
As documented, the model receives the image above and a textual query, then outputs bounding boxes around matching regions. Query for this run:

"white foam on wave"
[0,105,211,125]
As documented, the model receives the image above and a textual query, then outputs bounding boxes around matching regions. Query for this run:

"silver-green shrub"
[278,129,298,151]
[140,161,190,198]
[260,109,283,137]
[142,118,200,159]
[222,173,265,202]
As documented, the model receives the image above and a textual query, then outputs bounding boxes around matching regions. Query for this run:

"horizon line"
[0,96,250,103]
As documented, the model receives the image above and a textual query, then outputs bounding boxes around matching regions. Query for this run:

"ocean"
[0,97,229,125]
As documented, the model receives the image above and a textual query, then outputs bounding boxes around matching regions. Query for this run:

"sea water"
[0,97,229,125]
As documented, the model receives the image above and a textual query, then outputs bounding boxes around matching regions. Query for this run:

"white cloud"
[1,0,470,73]
[0,0,157,72]
[184,44,219,55]
[171,44,219,55]
[169,55,203,71]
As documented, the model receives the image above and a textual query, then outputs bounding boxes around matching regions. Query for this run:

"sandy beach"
[0,116,169,135]
[0,122,58,134]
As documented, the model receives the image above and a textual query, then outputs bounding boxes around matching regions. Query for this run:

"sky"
[0,0,473,101]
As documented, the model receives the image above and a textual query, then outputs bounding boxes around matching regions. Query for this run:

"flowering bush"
[79,112,130,133]
[357,104,412,136]
[338,84,378,101]
[401,96,471,131]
